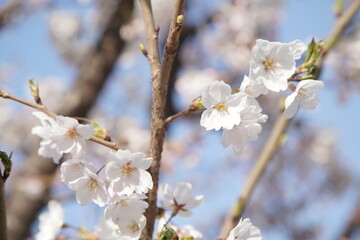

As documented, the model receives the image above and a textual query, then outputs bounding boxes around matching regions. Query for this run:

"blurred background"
[0,0,360,239]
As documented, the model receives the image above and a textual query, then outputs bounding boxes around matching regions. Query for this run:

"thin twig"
[165,108,197,125]
[0,88,120,151]
[219,115,290,237]
[139,0,160,72]
[140,0,186,237]
[219,1,360,238]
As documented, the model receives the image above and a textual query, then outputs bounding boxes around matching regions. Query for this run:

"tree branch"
[219,1,360,238]
[140,0,186,237]
[0,88,120,151]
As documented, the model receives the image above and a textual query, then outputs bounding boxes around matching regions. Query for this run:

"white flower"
[105,193,148,225]
[94,216,122,240]
[160,182,203,218]
[105,193,149,231]
[68,167,109,207]
[49,11,80,42]
[116,215,146,240]
[222,99,267,152]
[200,80,247,131]
[52,116,94,156]
[288,39,307,60]
[35,200,64,240]
[106,150,153,195]
[239,75,268,98]
[60,158,97,184]
[227,218,262,240]
[283,80,324,119]
[32,112,62,163]
[250,39,302,92]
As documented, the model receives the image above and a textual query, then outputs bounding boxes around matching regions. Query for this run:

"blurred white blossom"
[35,200,64,240]
[227,218,262,240]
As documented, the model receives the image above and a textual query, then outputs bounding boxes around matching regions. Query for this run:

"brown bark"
[139,0,186,237]
[6,1,134,239]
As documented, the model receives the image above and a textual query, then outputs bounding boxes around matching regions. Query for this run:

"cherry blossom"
[200,80,247,131]
[60,158,97,184]
[288,39,307,60]
[106,150,153,194]
[52,115,94,156]
[159,182,203,218]
[104,193,148,226]
[68,167,109,207]
[35,200,64,240]
[227,218,262,240]
[283,80,324,119]
[94,216,122,240]
[250,39,305,92]
[32,112,62,163]
[116,215,146,240]
[222,99,267,152]
[239,75,268,98]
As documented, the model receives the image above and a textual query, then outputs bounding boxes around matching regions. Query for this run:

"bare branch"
[140,0,186,237]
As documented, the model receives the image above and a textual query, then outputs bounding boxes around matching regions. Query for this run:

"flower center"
[116,199,128,207]
[214,103,228,112]
[128,221,140,233]
[122,163,136,176]
[71,163,83,170]
[88,179,97,190]
[263,58,275,70]
[66,129,77,138]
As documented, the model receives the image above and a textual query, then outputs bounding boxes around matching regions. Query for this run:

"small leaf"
[333,0,343,16]
[304,38,316,62]
[0,151,13,182]
[158,226,179,240]
[176,15,184,25]
[190,97,205,111]
[28,79,42,105]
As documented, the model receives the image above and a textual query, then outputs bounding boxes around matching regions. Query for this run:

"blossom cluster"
[200,39,324,151]
[32,113,154,239]
[31,38,325,240]
[32,114,208,239]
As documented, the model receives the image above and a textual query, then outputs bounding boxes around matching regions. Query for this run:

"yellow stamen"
[67,129,77,138]
[88,179,97,189]
[128,222,140,233]
[122,164,136,176]
[263,58,275,70]
[214,103,228,111]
